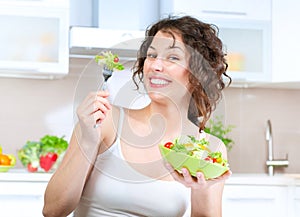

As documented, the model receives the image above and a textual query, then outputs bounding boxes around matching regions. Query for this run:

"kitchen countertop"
[1,169,300,186]
[0,169,52,182]
[226,173,300,186]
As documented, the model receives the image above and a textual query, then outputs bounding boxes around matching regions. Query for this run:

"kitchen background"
[1,0,300,176]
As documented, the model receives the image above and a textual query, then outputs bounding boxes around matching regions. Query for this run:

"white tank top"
[74,108,191,217]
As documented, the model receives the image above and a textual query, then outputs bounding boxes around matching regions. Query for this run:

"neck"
[145,97,191,136]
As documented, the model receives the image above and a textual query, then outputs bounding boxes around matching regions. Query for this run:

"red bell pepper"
[39,152,58,172]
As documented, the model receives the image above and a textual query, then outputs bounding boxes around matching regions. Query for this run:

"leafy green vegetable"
[172,138,188,153]
[17,141,41,168]
[40,135,68,155]
[172,136,210,156]
[95,51,125,71]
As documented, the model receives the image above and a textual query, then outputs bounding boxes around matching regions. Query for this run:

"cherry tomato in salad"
[204,157,211,161]
[164,142,174,149]
[113,57,119,63]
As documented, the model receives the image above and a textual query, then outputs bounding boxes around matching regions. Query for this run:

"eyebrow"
[148,45,185,53]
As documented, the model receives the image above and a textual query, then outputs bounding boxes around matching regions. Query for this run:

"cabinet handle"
[202,10,247,16]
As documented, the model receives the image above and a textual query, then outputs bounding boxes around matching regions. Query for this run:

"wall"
[224,87,300,174]
[0,58,299,174]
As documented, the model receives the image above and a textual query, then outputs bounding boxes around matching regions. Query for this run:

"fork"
[101,66,113,90]
[93,66,113,128]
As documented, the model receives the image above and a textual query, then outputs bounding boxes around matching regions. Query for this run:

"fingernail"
[165,163,172,170]
[196,172,202,178]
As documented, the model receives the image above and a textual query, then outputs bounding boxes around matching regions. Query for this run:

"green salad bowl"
[159,145,229,179]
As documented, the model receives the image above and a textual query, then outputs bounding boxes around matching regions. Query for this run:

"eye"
[168,55,180,62]
[146,52,157,59]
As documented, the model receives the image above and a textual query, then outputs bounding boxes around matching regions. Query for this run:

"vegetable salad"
[162,135,229,167]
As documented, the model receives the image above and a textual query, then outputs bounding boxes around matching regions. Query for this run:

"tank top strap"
[116,107,125,140]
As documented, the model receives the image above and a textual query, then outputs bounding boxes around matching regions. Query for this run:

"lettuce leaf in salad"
[172,135,209,155]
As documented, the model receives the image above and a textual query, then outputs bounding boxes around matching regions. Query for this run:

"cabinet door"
[0,0,69,78]
[160,0,272,84]
[215,19,271,83]
[272,0,300,82]
[160,0,271,21]
[0,182,47,217]
[222,185,288,217]
[294,187,300,217]
[95,0,159,30]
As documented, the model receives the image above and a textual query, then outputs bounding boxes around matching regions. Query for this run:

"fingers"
[217,170,232,180]
[181,168,197,186]
[165,163,196,187]
[165,163,232,188]
[77,91,112,127]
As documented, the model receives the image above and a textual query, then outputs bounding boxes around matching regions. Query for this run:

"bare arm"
[43,91,113,217]
[190,172,230,217]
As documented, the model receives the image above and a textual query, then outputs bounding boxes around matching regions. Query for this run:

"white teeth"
[150,78,169,85]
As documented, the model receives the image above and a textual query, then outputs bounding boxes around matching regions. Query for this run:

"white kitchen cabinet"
[0,170,50,217]
[160,0,272,84]
[94,0,159,30]
[271,0,300,83]
[294,187,300,217]
[223,185,288,217]
[0,169,73,217]
[0,0,69,79]
[0,181,47,217]
[160,0,271,21]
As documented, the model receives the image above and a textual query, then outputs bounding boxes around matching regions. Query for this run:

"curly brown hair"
[132,15,231,132]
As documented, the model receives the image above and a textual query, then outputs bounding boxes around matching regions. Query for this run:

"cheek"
[176,68,190,84]
[143,59,151,74]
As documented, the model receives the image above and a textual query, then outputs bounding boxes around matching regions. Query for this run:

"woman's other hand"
[165,163,232,189]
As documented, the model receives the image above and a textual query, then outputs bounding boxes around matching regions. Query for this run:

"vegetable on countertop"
[17,135,68,172]
[0,145,17,172]
[40,152,58,172]
[40,135,68,155]
[17,141,41,172]
[27,163,38,173]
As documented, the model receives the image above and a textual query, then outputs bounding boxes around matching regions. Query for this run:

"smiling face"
[143,30,191,104]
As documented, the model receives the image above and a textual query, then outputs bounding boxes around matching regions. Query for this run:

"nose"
[151,57,164,72]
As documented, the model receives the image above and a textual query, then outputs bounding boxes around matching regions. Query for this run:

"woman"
[43,15,232,217]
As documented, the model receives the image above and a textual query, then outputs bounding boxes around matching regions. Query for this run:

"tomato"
[113,57,119,63]
[0,154,11,165]
[27,163,38,172]
[164,142,174,149]
[205,156,214,163]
